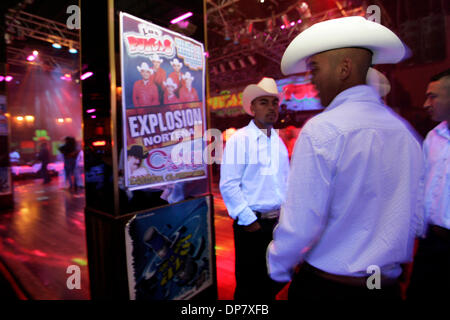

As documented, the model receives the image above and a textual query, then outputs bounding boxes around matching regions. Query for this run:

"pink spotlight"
[5,76,13,82]
[290,21,295,26]
[81,72,93,80]
[170,12,193,24]
[86,109,96,114]
[298,19,302,24]
[27,55,36,62]
[280,25,286,29]
[0,76,4,82]
[91,115,97,119]
[32,50,39,56]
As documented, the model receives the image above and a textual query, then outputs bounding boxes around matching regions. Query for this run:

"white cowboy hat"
[163,77,177,89]
[242,77,280,116]
[137,62,152,73]
[170,58,183,68]
[182,72,194,81]
[149,54,163,63]
[281,16,407,75]
[366,67,391,97]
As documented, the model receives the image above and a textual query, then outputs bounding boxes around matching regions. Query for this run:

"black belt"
[254,209,280,220]
[301,263,398,288]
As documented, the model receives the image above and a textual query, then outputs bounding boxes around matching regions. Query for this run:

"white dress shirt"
[268,85,424,282]
[220,120,289,226]
[423,121,450,230]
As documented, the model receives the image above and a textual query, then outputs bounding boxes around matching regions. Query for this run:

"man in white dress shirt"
[267,17,424,300]
[407,69,450,300]
[220,77,289,300]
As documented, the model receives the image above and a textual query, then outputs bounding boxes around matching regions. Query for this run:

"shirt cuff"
[267,251,293,282]
[237,207,258,226]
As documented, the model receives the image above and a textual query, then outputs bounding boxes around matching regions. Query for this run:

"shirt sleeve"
[267,129,334,282]
[219,134,257,226]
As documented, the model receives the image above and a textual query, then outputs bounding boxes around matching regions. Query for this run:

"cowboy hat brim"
[242,84,280,116]
[281,16,407,75]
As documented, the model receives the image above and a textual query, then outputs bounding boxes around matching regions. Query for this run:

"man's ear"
[339,58,352,80]
[250,103,255,115]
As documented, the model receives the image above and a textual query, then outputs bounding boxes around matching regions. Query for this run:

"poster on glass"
[120,12,207,191]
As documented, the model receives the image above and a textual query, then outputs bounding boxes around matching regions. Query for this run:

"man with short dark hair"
[220,77,289,300]
[407,69,450,300]
[267,16,424,300]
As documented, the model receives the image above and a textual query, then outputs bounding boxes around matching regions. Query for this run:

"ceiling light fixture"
[170,12,193,24]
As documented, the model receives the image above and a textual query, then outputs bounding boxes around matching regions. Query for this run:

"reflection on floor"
[0,178,240,300]
[0,179,89,299]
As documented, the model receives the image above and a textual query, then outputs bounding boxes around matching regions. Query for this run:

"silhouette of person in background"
[59,136,78,191]
[37,142,51,184]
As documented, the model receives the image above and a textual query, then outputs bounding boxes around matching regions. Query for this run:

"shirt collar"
[325,85,382,112]
[434,121,450,140]
[248,120,277,140]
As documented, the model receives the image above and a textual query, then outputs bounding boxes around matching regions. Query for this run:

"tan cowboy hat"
[242,77,280,116]
[281,16,407,75]
[149,54,163,63]
[137,62,152,73]
[366,67,391,97]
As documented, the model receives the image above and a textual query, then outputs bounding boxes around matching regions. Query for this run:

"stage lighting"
[81,72,93,80]
[170,12,193,24]
[5,76,13,82]
[16,116,24,122]
[27,55,36,62]
[32,50,39,56]
[69,48,78,54]
[25,116,35,122]
[57,118,64,123]
[52,43,62,49]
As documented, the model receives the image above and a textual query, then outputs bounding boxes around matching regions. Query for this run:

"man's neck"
[253,119,273,137]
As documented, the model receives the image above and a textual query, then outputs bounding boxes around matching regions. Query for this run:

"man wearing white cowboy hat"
[133,62,160,107]
[267,16,424,300]
[220,77,289,300]
[162,77,179,104]
[149,54,166,104]
[179,72,199,103]
[168,58,184,93]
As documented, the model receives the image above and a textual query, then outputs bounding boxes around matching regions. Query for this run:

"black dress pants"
[233,218,278,300]
[407,225,450,301]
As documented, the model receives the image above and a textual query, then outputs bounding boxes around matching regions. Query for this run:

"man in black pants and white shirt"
[220,77,289,300]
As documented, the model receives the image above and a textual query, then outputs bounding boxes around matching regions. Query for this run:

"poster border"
[119,12,207,192]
